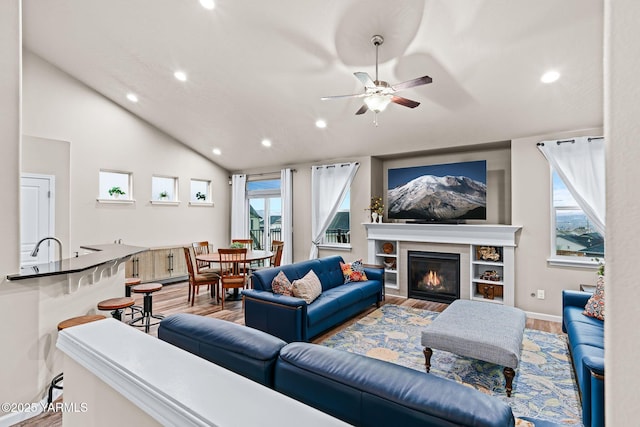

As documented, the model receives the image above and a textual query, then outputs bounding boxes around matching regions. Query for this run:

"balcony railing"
[248,228,349,249]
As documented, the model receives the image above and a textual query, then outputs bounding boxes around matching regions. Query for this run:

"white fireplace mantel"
[363,223,521,247]
[364,223,522,306]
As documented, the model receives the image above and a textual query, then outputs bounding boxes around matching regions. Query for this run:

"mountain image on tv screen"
[387,160,487,221]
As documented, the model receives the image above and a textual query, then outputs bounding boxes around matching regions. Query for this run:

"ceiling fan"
[321,35,432,125]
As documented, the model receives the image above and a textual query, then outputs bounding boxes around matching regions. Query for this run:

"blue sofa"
[562,290,604,427]
[243,255,384,342]
[159,313,516,427]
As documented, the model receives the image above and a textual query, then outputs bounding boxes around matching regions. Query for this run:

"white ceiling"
[22,0,603,171]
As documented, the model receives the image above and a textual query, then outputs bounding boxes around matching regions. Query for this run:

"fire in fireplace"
[408,251,460,303]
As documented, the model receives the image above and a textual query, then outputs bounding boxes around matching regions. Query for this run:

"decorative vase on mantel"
[371,212,379,223]
[377,213,383,223]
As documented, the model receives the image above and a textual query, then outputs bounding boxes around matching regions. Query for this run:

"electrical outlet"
[537,289,545,299]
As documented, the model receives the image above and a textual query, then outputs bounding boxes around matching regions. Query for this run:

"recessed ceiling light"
[126,93,138,103]
[199,0,215,10]
[541,70,560,84]
[174,70,187,82]
[212,148,221,155]
[261,139,272,147]
[315,119,327,129]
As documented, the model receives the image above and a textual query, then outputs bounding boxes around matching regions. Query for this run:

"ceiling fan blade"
[321,93,367,100]
[354,72,376,88]
[391,96,420,108]
[355,104,369,115]
[391,75,433,92]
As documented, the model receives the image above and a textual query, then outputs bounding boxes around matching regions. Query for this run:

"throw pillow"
[583,275,605,320]
[292,270,322,304]
[271,271,293,296]
[340,259,368,283]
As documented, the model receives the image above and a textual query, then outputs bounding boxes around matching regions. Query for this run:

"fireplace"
[408,251,460,303]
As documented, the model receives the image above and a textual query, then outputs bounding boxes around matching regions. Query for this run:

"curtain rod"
[314,162,360,169]
[228,169,297,179]
[536,136,604,147]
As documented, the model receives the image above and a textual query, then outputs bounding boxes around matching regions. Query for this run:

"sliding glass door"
[247,179,281,250]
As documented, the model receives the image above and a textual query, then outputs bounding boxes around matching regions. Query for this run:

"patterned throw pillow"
[583,276,605,321]
[340,259,368,283]
[292,270,322,304]
[271,271,293,296]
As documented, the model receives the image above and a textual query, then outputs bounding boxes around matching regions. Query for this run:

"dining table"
[196,249,273,300]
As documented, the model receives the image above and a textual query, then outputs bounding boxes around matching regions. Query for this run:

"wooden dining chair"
[192,241,220,275]
[218,248,249,310]
[270,240,284,267]
[183,247,219,307]
[232,238,255,271]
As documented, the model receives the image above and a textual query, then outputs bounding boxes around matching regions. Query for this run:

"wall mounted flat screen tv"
[387,160,487,222]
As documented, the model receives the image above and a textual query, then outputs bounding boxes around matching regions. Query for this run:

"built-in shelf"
[96,198,135,204]
[365,223,521,306]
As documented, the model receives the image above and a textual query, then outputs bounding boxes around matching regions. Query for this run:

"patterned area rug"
[321,304,581,425]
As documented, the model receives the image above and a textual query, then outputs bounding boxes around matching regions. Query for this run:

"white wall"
[22,51,230,252]
[0,0,27,408]
[22,135,71,255]
[512,128,603,318]
[605,0,640,422]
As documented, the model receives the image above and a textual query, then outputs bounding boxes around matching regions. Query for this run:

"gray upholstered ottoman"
[421,299,526,396]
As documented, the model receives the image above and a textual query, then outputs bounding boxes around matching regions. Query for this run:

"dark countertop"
[7,244,148,281]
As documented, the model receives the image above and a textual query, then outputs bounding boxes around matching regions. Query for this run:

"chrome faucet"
[31,237,63,262]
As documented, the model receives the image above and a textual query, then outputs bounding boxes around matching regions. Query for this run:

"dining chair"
[192,241,220,275]
[218,248,249,310]
[270,240,284,267]
[183,247,219,307]
[232,238,255,271]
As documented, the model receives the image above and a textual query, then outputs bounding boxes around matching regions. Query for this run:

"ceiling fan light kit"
[321,34,432,126]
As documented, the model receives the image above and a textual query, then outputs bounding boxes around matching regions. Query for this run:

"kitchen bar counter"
[6,244,148,281]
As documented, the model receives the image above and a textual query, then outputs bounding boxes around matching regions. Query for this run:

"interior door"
[20,175,54,266]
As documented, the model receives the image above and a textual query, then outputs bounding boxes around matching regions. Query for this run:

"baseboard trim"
[524,310,562,323]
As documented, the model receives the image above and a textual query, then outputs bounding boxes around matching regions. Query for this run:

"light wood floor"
[15,280,562,426]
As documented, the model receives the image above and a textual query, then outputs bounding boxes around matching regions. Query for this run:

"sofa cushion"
[306,293,342,326]
[583,276,605,320]
[566,321,604,349]
[316,255,348,290]
[275,342,515,427]
[292,270,322,304]
[271,271,293,296]
[158,313,286,387]
[564,305,604,330]
[340,259,368,283]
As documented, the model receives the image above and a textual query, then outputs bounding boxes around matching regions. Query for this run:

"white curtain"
[280,168,293,265]
[309,162,360,259]
[538,136,605,236]
[230,174,248,240]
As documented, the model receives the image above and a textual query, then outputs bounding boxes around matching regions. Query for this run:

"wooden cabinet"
[125,250,154,282]
[125,246,188,283]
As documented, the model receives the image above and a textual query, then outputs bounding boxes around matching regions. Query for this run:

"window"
[99,170,132,201]
[247,179,281,250]
[190,179,211,203]
[324,190,350,244]
[552,170,604,262]
[152,176,178,202]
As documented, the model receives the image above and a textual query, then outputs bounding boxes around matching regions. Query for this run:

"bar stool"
[125,277,144,318]
[129,283,164,333]
[97,297,136,321]
[49,314,106,404]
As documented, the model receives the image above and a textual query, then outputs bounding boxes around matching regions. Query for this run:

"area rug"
[321,304,581,425]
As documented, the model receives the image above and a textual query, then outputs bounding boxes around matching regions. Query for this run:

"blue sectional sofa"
[243,255,384,342]
[562,290,605,427]
[159,313,516,427]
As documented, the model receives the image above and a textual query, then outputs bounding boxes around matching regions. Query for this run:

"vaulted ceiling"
[22,0,603,171]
